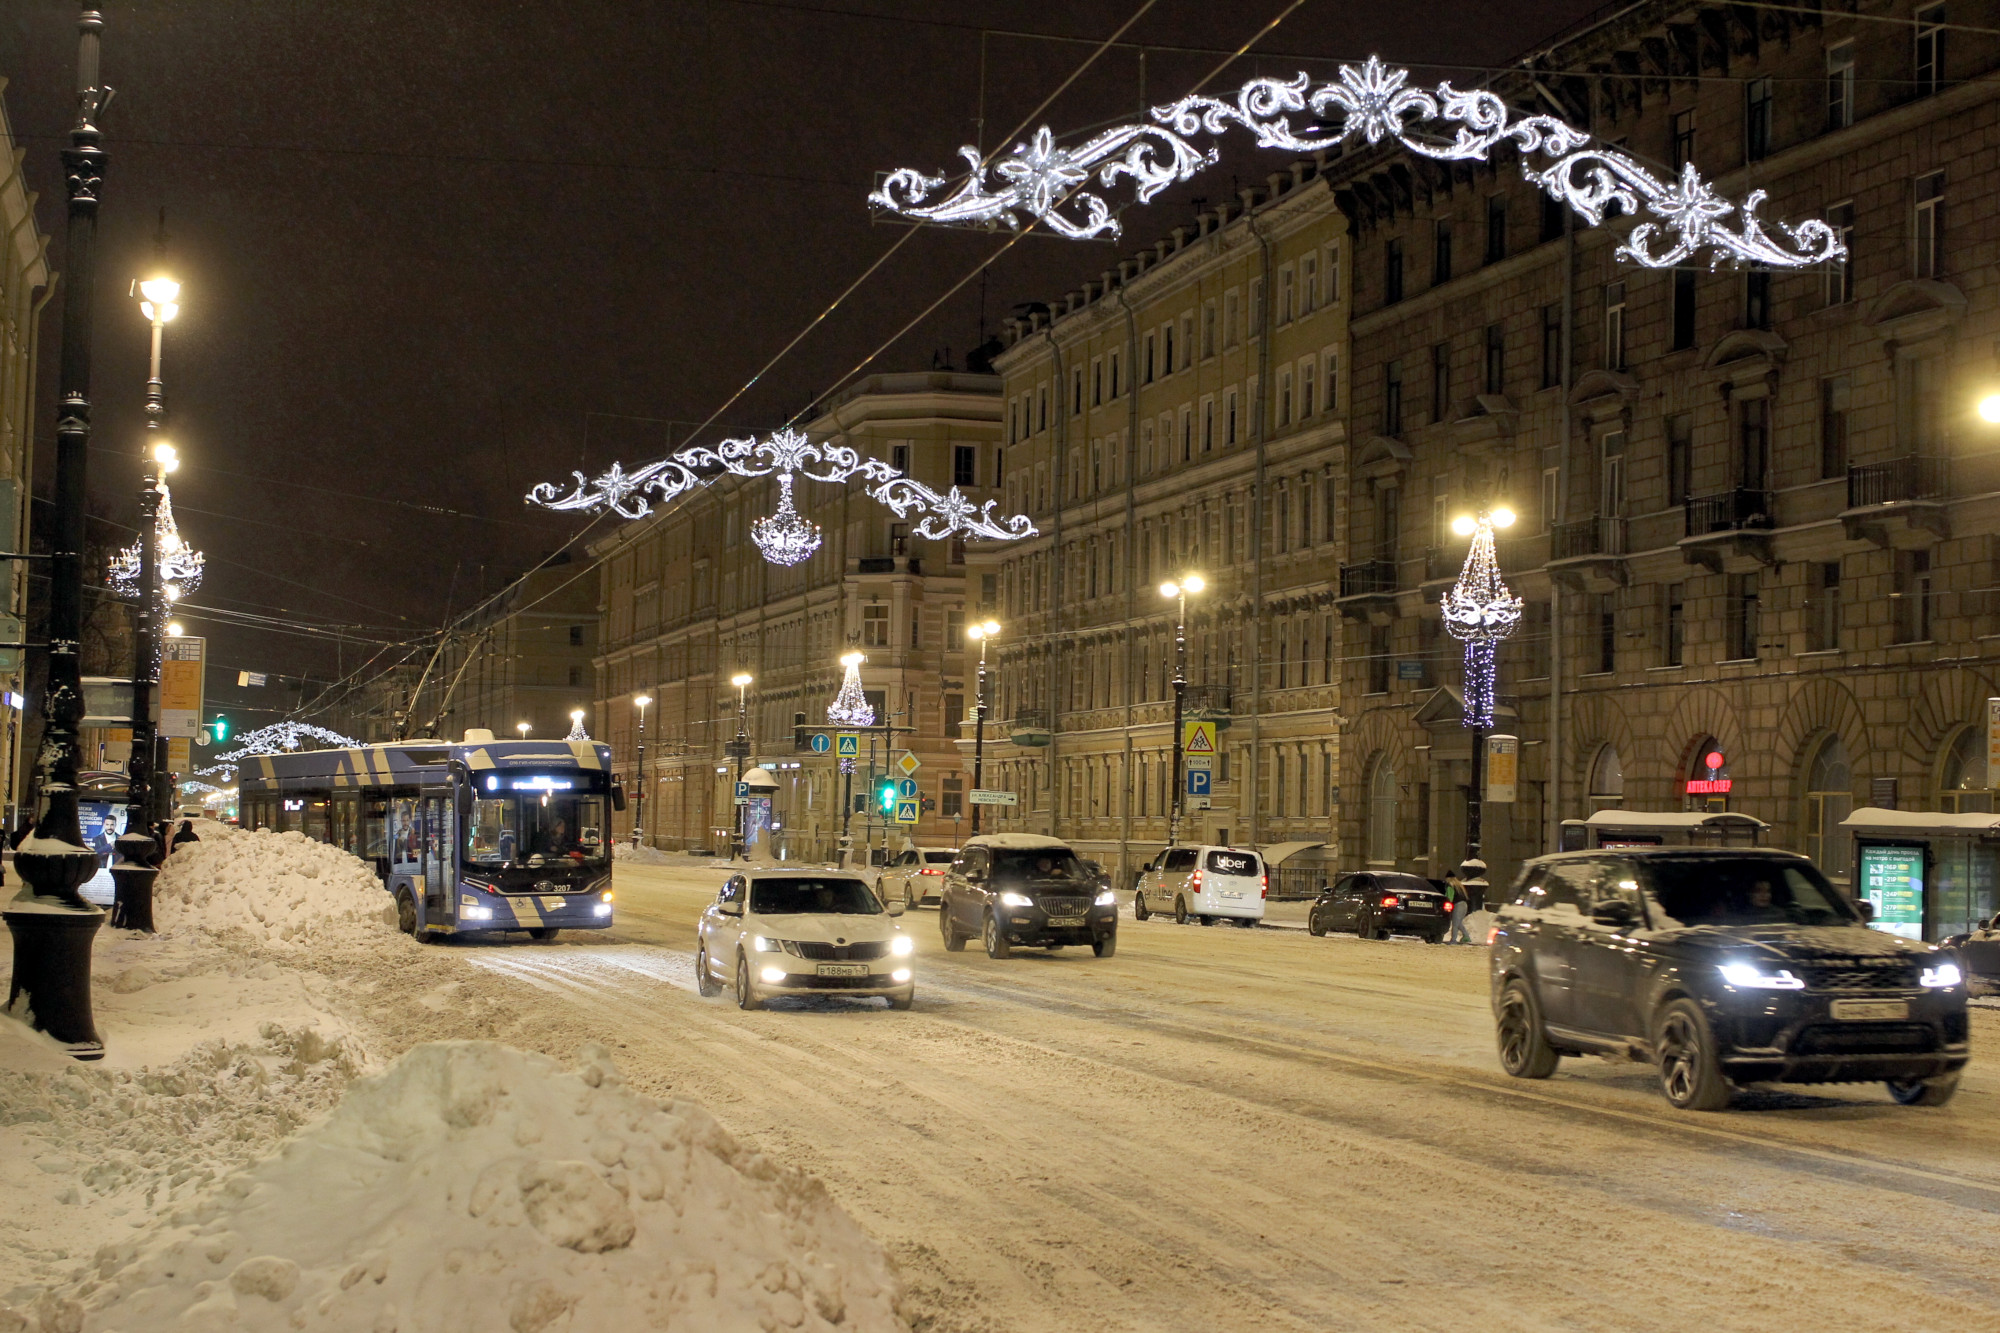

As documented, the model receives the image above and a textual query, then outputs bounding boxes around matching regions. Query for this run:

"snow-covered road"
[337,861,2000,1331]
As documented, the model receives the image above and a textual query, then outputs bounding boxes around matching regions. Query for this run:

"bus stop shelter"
[1839,807,2000,942]
[1561,810,1769,851]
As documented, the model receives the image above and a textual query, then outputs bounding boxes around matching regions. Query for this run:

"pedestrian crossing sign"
[894,798,920,824]
[1182,720,1217,755]
[836,732,859,757]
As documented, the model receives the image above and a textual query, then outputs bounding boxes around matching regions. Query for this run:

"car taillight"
[1380,895,1399,909]
[1443,901,1454,912]
[1260,874,1268,900]
[920,868,943,875]
[1191,869,1203,891]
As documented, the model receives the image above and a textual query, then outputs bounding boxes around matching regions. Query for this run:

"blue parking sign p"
[1186,769,1211,797]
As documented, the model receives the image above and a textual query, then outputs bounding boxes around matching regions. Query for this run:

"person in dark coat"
[170,820,199,850]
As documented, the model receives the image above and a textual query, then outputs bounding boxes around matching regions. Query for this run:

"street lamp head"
[162,583,180,602]
[153,441,179,473]
[839,651,865,668]
[1491,506,1517,529]
[516,722,531,737]
[1981,392,2000,425]
[570,708,585,723]
[634,694,652,709]
[1451,514,1476,537]
[1159,581,1180,599]
[165,621,185,638]
[730,673,753,689]
[980,619,1001,636]
[138,276,180,324]
[1180,573,1205,595]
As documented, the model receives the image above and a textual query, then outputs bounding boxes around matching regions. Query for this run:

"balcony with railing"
[1684,488,1773,537]
[1183,683,1233,726]
[1679,487,1774,573]
[1842,456,1950,548]
[1547,516,1629,593]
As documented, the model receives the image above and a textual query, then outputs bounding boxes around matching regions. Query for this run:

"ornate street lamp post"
[1443,507,1521,898]
[632,694,651,848]
[729,673,753,860]
[1158,573,1204,847]
[828,651,873,866]
[8,7,113,1058]
[965,620,1000,834]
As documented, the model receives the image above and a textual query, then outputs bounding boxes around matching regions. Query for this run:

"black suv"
[1490,849,1969,1110]
[939,835,1118,959]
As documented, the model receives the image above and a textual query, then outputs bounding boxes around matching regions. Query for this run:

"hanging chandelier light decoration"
[527,427,1037,562]
[1441,508,1523,731]
[750,472,822,566]
[871,55,1845,271]
[827,651,876,728]
[567,710,591,741]
[107,483,204,599]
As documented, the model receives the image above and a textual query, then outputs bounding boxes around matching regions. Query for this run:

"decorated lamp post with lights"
[727,674,753,859]
[567,709,589,741]
[516,721,531,740]
[1159,574,1204,846]
[632,694,652,848]
[1442,507,1522,895]
[828,652,873,864]
[965,620,1000,834]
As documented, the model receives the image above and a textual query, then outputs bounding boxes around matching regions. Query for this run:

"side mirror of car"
[1857,899,1876,922]
[1591,899,1637,928]
[886,898,906,917]
[720,900,742,917]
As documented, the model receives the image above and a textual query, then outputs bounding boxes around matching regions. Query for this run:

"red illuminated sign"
[1685,778,1733,794]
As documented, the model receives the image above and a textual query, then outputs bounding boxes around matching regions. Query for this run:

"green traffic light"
[878,781,896,813]
[212,715,229,743]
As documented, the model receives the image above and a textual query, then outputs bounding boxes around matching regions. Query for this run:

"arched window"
[1685,736,1730,813]
[1803,734,1852,879]
[1940,725,1994,814]
[1366,757,1398,865]
[1588,744,1624,811]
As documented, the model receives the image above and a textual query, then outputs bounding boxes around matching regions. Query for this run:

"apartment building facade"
[591,372,1001,859]
[980,167,1354,887]
[1332,0,2000,935]
[424,556,602,745]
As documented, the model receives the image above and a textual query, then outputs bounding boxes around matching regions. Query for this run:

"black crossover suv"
[1489,849,1969,1110]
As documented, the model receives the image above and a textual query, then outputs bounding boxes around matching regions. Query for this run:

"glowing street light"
[1979,393,2000,425]
[1160,573,1205,845]
[516,722,531,739]
[632,694,653,849]
[728,674,754,860]
[965,620,1003,833]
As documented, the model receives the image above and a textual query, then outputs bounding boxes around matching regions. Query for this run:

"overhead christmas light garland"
[1441,509,1522,731]
[527,427,1037,564]
[196,720,363,779]
[872,55,1845,270]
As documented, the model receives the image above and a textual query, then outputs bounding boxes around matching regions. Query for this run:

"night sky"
[1,0,1599,727]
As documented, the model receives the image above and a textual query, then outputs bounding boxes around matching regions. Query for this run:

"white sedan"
[695,869,916,1011]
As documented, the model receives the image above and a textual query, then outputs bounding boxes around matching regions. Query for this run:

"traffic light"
[211,714,229,744]
[877,779,897,814]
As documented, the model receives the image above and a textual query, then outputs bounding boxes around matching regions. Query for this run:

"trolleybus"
[238,729,624,940]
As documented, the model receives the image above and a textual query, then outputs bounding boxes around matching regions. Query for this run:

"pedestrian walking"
[170,819,199,850]
[1443,870,1472,944]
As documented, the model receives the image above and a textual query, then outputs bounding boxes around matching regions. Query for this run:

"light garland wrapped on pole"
[828,651,872,866]
[1441,507,1521,893]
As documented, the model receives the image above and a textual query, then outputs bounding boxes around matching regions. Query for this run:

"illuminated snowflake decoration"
[107,484,204,599]
[528,426,1037,558]
[750,473,822,566]
[197,720,362,778]
[827,656,875,729]
[1440,514,1522,731]
[872,54,1845,270]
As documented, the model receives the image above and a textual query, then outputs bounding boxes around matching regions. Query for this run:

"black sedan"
[1308,872,1448,942]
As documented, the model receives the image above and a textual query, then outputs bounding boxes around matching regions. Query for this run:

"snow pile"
[612,843,679,866]
[151,822,393,947]
[59,1041,908,1333]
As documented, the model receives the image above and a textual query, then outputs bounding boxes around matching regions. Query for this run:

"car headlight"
[1922,961,1963,989]
[1095,889,1116,906]
[1718,961,1805,990]
[891,968,912,983]
[460,905,494,921]
[753,936,784,953]
[890,934,915,956]
[594,902,612,916]
[759,965,786,984]
[999,891,1034,908]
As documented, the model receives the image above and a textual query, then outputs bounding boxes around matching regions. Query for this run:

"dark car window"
[925,851,957,864]
[1206,850,1261,876]
[1163,848,1199,872]
[1593,861,1643,912]
[720,876,745,904]
[749,877,881,915]
[1641,858,1857,928]
[1540,862,1601,912]
[1371,873,1436,898]
[993,848,1087,881]
[960,848,990,880]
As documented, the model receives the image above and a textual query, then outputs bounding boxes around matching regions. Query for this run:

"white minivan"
[1134,845,1267,927]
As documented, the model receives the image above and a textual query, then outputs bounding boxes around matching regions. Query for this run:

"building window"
[953,445,976,487]
[1037,386,1047,431]
[1366,757,1398,864]
[1383,360,1404,436]
[1541,303,1561,390]
[1539,192,1565,244]
[1589,744,1625,811]
[568,624,584,647]
[1366,621,1391,695]
[1916,3,1945,96]
[1915,171,1944,278]
[1603,282,1626,371]
[1743,266,1772,330]
[1249,276,1264,336]
[1144,330,1156,384]
[1803,736,1853,880]
[1667,412,1692,505]
[1725,574,1759,661]
[1824,201,1855,305]
[1202,300,1217,357]
[942,775,963,819]
[1161,320,1175,376]
[946,608,965,651]
[1223,290,1240,348]
[863,603,889,647]
[1278,264,1295,324]
[1809,561,1842,652]
[1431,343,1449,424]
[1384,238,1404,305]
[1180,314,1193,370]
[1738,396,1770,491]
[1299,257,1318,315]
[1894,549,1933,643]
[1277,369,1293,427]
[1940,726,1995,813]
[1820,377,1849,478]
[1522,600,1550,679]
[1540,466,1559,534]
[1672,109,1696,171]
[1593,592,1617,674]
[1826,40,1855,130]
[1672,267,1697,350]
[1181,406,1194,462]
[1109,349,1121,397]
[1202,396,1216,450]
[1744,77,1773,162]
[1323,350,1339,412]
[1091,358,1103,407]
[567,666,583,687]
[1897,352,1944,453]
[892,444,910,474]
[1433,220,1452,285]
[1663,583,1685,667]
[1483,324,1504,396]
[1298,358,1316,419]
[1224,388,1239,446]
[1485,195,1507,264]
[1072,368,1083,415]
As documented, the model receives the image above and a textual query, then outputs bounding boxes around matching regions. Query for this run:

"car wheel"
[939,903,967,951]
[983,912,1012,959]
[395,888,418,936]
[528,928,558,941]
[1044,943,1063,951]
[1199,915,1216,927]
[1093,933,1117,958]
[734,953,763,1011]
[694,943,721,997]
[1133,893,1151,921]
[1495,979,1560,1079]
[1887,1072,1961,1106]
[888,989,914,1011]
[1654,999,1732,1111]
[1307,912,1327,937]
[1174,896,1189,925]
[906,887,917,911]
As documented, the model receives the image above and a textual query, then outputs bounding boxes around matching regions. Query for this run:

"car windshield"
[991,849,1088,881]
[1641,859,1858,928]
[749,877,882,915]
[1371,874,1437,896]
[924,851,957,864]
[466,794,608,867]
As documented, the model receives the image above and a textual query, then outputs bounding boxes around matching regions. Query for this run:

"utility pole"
[8,7,112,1059]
